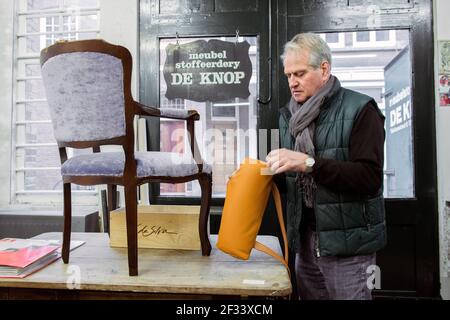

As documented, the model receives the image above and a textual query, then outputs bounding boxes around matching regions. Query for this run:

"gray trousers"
[295,227,376,300]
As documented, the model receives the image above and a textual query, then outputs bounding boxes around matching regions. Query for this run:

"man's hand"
[266,148,309,174]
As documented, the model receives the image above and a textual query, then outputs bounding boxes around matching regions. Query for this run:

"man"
[266,33,387,300]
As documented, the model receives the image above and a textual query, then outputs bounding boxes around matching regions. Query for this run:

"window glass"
[357,31,370,42]
[325,33,339,43]
[159,36,258,197]
[376,30,390,42]
[14,0,100,203]
[322,30,413,198]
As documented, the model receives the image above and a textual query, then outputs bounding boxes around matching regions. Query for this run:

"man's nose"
[289,77,298,88]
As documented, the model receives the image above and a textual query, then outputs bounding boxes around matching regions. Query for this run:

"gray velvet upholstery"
[159,108,191,118]
[41,49,211,181]
[41,52,126,142]
[61,152,212,177]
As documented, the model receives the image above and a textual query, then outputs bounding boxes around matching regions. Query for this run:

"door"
[276,0,439,298]
[140,0,439,298]
[139,0,273,226]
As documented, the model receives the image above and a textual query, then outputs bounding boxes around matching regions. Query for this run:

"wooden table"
[0,232,292,300]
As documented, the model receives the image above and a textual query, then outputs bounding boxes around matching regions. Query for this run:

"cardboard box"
[109,205,201,250]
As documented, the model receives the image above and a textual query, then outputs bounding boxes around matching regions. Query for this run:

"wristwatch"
[304,156,315,173]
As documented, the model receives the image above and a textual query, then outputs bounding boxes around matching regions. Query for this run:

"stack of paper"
[0,238,85,278]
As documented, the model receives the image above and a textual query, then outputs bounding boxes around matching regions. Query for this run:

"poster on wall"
[439,41,450,107]
[440,74,450,106]
[163,39,252,102]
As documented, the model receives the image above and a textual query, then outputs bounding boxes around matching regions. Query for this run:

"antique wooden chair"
[40,39,212,276]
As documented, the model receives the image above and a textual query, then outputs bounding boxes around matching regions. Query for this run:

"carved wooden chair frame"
[40,39,212,276]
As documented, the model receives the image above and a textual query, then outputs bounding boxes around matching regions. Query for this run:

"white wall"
[99,0,139,98]
[435,0,450,300]
[98,0,140,207]
[0,0,14,207]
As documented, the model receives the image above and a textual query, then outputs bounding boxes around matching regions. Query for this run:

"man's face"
[283,50,330,103]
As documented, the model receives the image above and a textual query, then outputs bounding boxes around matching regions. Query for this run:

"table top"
[0,232,292,297]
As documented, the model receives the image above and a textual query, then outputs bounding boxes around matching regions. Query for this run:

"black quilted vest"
[279,87,387,256]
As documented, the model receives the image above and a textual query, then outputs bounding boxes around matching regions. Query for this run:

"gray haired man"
[266,33,387,300]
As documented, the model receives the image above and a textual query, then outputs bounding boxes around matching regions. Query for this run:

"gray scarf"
[288,75,341,208]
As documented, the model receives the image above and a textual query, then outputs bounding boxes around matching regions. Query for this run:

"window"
[13,0,100,205]
[322,30,413,198]
[210,99,250,121]
[352,30,396,48]
[375,30,390,42]
[159,36,258,198]
[319,33,345,49]
[211,105,236,119]
[160,97,185,109]
[356,31,370,42]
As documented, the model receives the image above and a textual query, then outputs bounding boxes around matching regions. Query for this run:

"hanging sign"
[163,39,252,102]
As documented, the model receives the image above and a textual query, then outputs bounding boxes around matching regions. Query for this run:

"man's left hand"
[266,148,309,174]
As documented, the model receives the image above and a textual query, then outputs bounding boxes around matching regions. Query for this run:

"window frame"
[319,32,346,49]
[352,30,396,48]
[12,0,100,206]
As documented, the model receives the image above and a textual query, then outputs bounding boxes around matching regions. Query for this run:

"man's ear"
[321,61,331,79]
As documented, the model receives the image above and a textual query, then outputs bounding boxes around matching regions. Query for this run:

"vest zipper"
[315,233,321,257]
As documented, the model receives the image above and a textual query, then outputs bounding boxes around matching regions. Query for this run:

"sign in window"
[159,36,258,197]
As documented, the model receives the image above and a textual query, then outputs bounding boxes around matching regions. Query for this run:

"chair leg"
[106,184,117,235]
[198,173,212,256]
[62,183,72,264]
[124,184,138,276]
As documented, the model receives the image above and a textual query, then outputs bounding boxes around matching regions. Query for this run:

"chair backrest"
[40,40,133,145]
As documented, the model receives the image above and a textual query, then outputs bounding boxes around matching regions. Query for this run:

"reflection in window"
[321,30,414,198]
[357,31,370,42]
[212,105,236,118]
[376,30,390,42]
[353,30,397,48]
[325,33,339,43]
[319,33,345,49]
[159,36,258,197]
[160,98,185,109]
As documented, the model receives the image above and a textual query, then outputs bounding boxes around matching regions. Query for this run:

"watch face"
[306,157,315,167]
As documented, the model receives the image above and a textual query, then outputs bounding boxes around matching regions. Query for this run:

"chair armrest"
[134,101,200,121]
